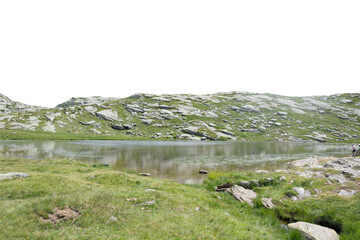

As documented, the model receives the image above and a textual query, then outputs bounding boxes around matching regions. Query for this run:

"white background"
[1,1,359,107]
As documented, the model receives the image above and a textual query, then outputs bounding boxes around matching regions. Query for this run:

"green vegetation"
[1,157,312,239]
[204,170,360,240]
[0,92,359,142]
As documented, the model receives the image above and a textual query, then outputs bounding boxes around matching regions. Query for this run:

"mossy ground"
[0,157,305,240]
[204,170,360,240]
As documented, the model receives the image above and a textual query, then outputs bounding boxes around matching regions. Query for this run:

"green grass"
[0,157,305,239]
[204,170,360,239]
[1,92,359,142]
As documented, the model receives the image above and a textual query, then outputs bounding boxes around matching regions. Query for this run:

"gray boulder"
[240,104,260,113]
[42,122,56,133]
[338,189,357,197]
[96,109,120,121]
[204,111,219,118]
[111,124,133,131]
[261,198,275,209]
[288,221,339,240]
[142,119,153,125]
[293,187,312,200]
[227,185,257,206]
[0,172,29,180]
[232,105,260,113]
[126,104,145,113]
[79,120,101,128]
[159,109,175,120]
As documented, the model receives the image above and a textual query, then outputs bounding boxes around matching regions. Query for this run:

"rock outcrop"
[0,92,359,141]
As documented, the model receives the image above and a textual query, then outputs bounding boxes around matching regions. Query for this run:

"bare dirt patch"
[40,207,80,224]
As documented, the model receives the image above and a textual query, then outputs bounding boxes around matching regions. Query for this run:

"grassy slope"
[1,93,359,142]
[204,170,360,240]
[0,157,300,240]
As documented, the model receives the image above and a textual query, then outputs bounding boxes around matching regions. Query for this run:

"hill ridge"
[0,92,359,142]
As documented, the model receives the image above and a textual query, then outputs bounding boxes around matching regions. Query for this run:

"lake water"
[0,140,350,183]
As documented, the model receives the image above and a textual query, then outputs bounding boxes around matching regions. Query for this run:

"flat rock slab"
[96,109,120,121]
[261,198,275,209]
[0,172,29,180]
[227,185,257,206]
[288,221,339,240]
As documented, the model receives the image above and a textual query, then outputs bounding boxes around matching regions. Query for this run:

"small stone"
[108,216,118,222]
[293,187,312,200]
[126,198,138,202]
[141,200,156,206]
[140,173,151,176]
[199,170,208,174]
[145,189,156,192]
[261,198,275,209]
[195,207,200,211]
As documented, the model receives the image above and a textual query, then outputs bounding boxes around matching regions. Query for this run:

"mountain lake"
[0,140,351,183]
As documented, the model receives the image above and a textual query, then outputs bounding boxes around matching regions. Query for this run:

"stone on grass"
[338,189,357,197]
[199,170,208,174]
[141,200,156,206]
[108,216,118,222]
[227,185,257,207]
[96,109,120,121]
[0,172,29,180]
[261,198,275,209]
[145,189,156,192]
[293,187,312,200]
[288,221,339,240]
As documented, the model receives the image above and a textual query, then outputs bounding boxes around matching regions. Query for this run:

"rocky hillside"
[0,92,359,142]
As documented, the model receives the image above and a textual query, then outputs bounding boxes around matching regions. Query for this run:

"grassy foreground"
[1,157,359,239]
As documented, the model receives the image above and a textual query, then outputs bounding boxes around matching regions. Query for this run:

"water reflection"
[0,140,349,183]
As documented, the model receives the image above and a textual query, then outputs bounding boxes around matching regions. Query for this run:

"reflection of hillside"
[0,140,349,183]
